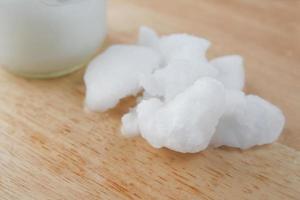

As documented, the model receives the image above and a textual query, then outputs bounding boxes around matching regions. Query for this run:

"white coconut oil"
[0,0,106,78]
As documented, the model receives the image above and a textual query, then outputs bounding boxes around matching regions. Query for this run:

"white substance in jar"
[0,0,106,78]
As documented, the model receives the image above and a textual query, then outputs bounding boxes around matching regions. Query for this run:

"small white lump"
[141,59,218,101]
[210,55,245,90]
[121,108,139,137]
[211,90,285,149]
[138,26,160,50]
[84,26,285,153]
[137,78,225,153]
[84,45,161,111]
[138,26,211,64]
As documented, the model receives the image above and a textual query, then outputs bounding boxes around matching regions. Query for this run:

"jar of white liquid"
[0,0,106,78]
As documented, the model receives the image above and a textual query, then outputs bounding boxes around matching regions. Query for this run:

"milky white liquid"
[0,0,106,78]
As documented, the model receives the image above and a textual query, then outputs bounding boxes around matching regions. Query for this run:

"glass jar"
[0,0,106,78]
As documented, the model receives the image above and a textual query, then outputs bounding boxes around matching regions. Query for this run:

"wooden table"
[0,0,299,199]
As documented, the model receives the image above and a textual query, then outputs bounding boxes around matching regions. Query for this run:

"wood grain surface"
[0,0,299,199]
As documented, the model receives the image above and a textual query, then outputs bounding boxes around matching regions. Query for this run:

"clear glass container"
[0,0,106,78]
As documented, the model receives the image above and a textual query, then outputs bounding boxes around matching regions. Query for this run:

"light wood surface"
[0,0,299,199]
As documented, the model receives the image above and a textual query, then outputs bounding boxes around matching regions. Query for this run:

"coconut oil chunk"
[84,27,285,153]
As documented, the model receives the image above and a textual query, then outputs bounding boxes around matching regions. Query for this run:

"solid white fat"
[121,109,139,137]
[137,78,225,153]
[84,26,285,153]
[210,55,245,90]
[138,26,211,64]
[211,90,285,149]
[159,34,211,63]
[84,45,161,111]
[141,59,218,101]
[138,26,160,50]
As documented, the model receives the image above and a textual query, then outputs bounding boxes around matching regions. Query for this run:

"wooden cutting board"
[0,0,299,199]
